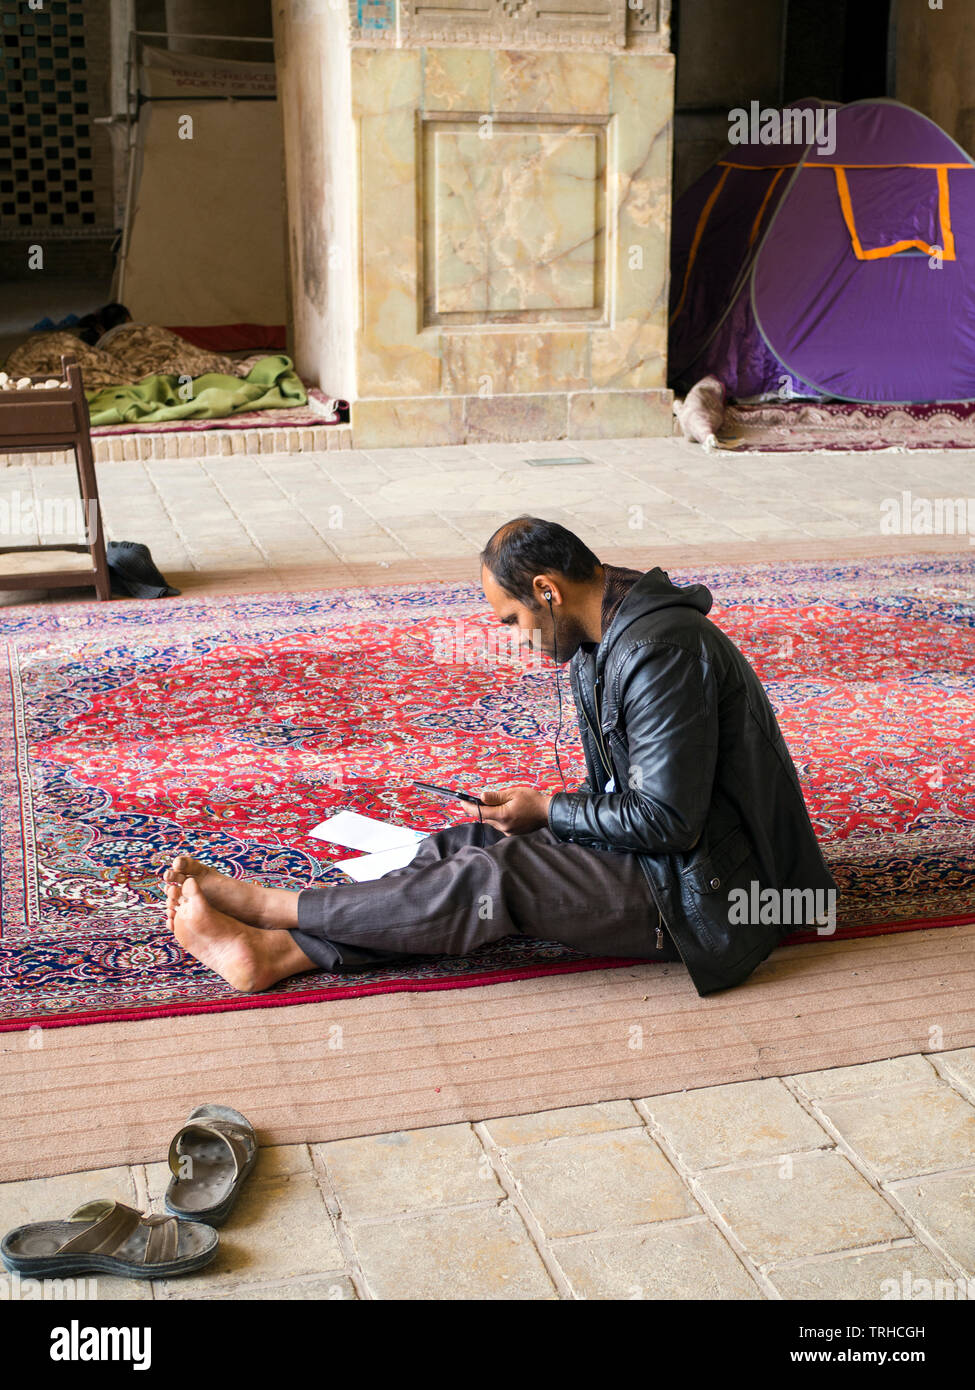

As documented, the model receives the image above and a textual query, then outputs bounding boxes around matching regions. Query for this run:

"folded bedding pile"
[3,324,306,424]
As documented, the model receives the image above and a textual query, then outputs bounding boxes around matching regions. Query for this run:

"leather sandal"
[165,1104,257,1226]
[1,1198,218,1279]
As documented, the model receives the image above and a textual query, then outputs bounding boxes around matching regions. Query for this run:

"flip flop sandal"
[164,1104,258,1227]
[1,1198,218,1280]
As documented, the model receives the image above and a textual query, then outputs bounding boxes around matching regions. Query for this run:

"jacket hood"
[596,567,713,668]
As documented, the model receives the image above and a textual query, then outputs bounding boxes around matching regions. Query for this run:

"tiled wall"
[0,0,114,282]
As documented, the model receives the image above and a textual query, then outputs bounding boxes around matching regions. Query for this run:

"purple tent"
[668,100,975,402]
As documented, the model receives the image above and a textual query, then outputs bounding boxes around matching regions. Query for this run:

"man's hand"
[480,785,552,836]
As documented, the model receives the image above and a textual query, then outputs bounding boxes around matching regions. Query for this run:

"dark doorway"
[782,0,892,106]
[671,0,893,197]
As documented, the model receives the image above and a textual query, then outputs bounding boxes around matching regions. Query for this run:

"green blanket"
[85,354,307,426]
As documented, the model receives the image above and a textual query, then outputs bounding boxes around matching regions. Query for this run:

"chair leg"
[74,437,112,602]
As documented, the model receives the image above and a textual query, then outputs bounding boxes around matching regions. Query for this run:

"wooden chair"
[0,354,111,600]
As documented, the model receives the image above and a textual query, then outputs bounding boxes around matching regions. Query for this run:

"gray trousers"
[290,821,679,971]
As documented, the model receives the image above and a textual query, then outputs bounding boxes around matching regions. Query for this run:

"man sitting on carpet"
[164,517,837,996]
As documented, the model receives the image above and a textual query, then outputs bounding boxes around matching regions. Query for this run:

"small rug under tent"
[716,398,975,452]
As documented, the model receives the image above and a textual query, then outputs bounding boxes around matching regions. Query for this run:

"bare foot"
[171,878,315,993]
[163,855,299,930]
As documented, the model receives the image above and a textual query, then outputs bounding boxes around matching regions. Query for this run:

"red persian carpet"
[1,555,973,1031]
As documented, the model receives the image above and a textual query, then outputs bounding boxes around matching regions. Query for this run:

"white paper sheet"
[309,809,425,853]
[334,842,422,882]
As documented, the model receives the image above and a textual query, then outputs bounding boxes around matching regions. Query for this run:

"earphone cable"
[547,594,568,794]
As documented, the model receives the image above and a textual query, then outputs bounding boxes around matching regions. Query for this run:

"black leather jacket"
[547,567,838,995]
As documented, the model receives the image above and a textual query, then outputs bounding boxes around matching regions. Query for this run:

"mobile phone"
[412,780,485,807]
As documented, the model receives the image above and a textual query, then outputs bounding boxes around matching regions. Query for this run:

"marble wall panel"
[425,122,604,320]
[590,320,667,389]
[441,329,590,393]
[352,394,466,445]
[349,44,673,429]
[492,50,610,114]
[465,391,568,440]
[423,48,493,110]
[568,387,672,436]
[355,50,442,396]
[593,50,674,387]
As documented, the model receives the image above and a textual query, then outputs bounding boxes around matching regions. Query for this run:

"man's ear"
[534,575,560,605]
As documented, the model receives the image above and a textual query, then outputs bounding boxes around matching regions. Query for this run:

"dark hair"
[99,302,131,331]
[480,516,600,606]
[76,303,131,346]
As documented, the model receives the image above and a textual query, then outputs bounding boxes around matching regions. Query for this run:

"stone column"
[277,0,675,445]
[894,0,975,157]
[272,1,357,396]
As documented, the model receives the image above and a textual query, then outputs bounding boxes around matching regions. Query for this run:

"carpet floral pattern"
[1,555,972,1029]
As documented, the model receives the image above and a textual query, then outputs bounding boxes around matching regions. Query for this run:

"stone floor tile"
[674,525,755,542]
[438,455,504,471]
[800,520,868,537]
[793,1055,937,1100]
[641,1078,831,1169]
[814,1082,975,1180]
[767,1244,953,1300]
[328,534,405,555]
[176,519,261,542]
[0,1165,151,1301]
[329,550,405,568]
[482,1102,641,1149]
[315,515,390,537]
[702,518,796,536]
[243,1144,312,1179]
[888,1171,975,1273]
[448,511,527,537]
[145,1157,342,1296]
[697,1152,908,1264]
[392,530,473,556]
[933,1047,975,1098]
[502,1128,696,1238]
[253,540,338,566]
[182,546,266,568]
[553,1218,761,1300]
[359,448,430,464]
[314,1123,501,1220]
[352,1201,557,1300]
[415,445,486,462]
[198,1274,358,1300]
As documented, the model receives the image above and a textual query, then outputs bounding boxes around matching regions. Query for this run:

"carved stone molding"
[626,0,665,48]
[349,0,669,48]
[402,0,623,47]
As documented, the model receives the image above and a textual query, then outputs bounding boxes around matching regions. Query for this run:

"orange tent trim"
[748,167,786,246]
[833,165,957,261]
[671,158,969,330]
[669,165,731,328]
[717,160,974,171]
